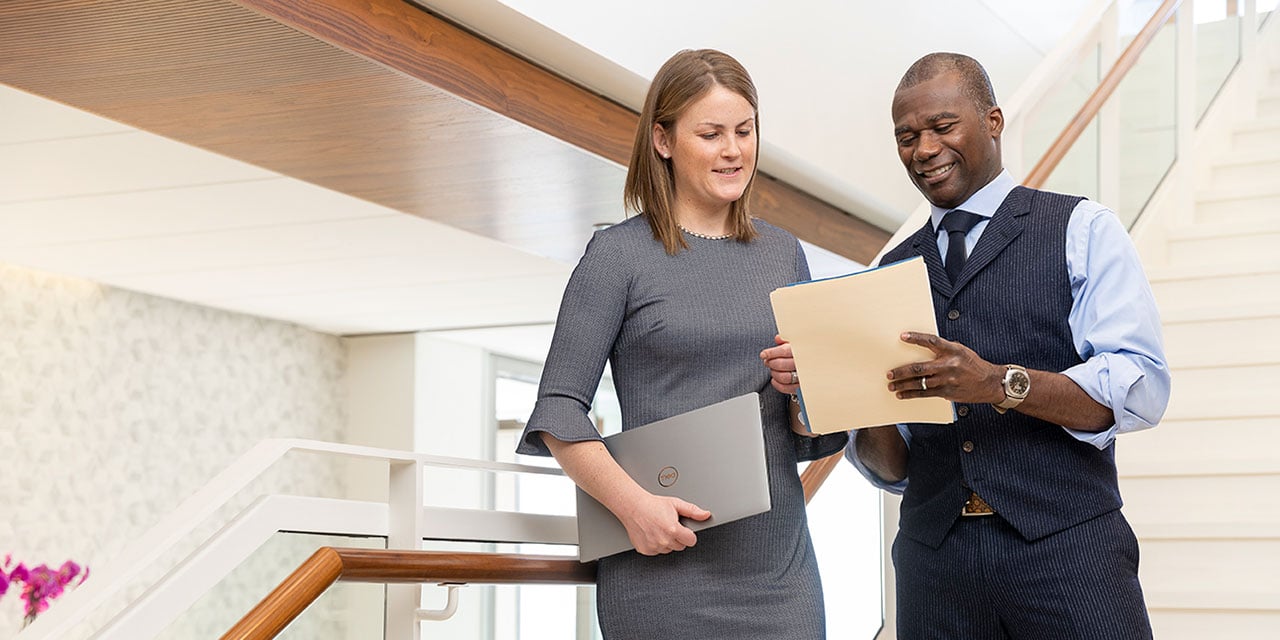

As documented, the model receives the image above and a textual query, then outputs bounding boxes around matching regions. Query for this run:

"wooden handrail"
[221,548,596,640]
[801,451,844,503]
[1024,0,1182,188]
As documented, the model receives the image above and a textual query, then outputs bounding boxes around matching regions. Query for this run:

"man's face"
[891,71,1003,209]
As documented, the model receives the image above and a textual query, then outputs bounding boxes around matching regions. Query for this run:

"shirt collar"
[929,169,1016,231]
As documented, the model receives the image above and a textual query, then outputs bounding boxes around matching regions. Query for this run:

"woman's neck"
[673,201,732,237]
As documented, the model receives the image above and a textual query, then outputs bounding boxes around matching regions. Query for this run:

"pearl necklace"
[678,224,733,240]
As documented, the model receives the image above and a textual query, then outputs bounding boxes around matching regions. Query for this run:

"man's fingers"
[887,363,936,385]
[899,331,948,354]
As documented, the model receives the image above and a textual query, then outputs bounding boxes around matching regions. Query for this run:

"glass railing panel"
[1039,115,1103,201]
[1260,0,1279,29]
[493,542,597,640]
[807,460,884,637]
[1021,43,1102,194]
[1197,2,1244,122]
[159,532,386,639]
[1116,19,1179,226]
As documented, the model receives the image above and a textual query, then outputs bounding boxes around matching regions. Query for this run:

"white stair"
[1121,48,1280,640]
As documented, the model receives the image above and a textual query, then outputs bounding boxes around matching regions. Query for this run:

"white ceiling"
[0,1,1117,359]
[0,85,572,338]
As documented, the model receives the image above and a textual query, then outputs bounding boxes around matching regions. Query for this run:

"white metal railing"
[16,438,574,640]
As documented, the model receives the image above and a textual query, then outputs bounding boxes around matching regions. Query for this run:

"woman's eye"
[700,133,718,140]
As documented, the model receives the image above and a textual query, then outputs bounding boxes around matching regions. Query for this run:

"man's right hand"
[616,494,711,555]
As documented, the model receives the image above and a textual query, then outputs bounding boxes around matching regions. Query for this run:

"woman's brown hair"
[623,49,760,255]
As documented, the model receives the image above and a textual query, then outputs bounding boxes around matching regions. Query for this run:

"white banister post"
[1099,1,1122,209]
[1173,0,1198,227]
[387,459,425,640]
[874,493,901,640]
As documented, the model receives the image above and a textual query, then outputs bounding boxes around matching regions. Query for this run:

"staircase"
[1119,61,1280,640]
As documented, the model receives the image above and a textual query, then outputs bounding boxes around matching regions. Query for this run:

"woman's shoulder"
[587,215,659,251]
[750,217,801,249]
[578,215,656,266]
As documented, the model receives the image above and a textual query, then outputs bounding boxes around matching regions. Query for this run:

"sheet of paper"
[769,256,955,433]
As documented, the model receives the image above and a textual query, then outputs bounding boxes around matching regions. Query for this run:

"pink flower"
[8,563,28,583]
[0,556,89,626]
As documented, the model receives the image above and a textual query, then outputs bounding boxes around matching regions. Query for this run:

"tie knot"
[939,209,984,235]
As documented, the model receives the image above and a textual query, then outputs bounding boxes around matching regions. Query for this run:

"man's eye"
[936,124,953,133]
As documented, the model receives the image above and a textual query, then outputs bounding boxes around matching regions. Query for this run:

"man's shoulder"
[1016,185,1088,211]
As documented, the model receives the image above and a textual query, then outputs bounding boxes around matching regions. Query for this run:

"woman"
[517,49,846,638]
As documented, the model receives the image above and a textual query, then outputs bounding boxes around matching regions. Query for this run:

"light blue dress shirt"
[846,170,1171,493]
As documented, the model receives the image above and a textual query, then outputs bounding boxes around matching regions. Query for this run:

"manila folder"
[769,256,955,433]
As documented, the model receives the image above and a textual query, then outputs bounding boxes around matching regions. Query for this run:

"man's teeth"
[923,164,954,178]
[715,168,738,174]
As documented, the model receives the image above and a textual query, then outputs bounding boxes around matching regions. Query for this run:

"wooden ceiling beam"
[233,0,891,263]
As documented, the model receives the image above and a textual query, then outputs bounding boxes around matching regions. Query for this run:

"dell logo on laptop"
[657,466,678,487]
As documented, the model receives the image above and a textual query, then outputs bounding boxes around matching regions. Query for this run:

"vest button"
[947,309,961,321]
[962,441,975,453]
[957,406,970,417]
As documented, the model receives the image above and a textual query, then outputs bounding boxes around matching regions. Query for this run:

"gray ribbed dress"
[518,215,847,639]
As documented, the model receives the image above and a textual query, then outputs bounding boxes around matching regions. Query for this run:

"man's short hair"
[897,53,997,113]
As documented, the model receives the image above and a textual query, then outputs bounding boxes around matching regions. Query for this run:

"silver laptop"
[575,392,772,562]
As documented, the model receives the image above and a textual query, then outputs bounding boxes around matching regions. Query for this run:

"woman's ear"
[652,123,672,159]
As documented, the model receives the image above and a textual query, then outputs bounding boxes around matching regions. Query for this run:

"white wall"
[0,263,349,639]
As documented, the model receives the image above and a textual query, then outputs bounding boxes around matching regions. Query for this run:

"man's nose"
[914,132,941,162]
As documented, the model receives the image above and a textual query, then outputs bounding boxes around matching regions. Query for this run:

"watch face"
[1008,370,1030,396]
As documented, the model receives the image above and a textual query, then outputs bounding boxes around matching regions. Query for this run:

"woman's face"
[654,84,757,217]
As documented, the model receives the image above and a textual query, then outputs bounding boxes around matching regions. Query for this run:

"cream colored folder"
[770,256,955,433]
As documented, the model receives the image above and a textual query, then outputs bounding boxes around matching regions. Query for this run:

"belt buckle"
[961,491,995,517]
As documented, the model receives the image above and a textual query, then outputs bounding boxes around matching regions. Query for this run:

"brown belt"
[961,491,996,516]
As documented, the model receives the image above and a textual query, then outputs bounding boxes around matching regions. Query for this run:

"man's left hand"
[888,332,1005,404]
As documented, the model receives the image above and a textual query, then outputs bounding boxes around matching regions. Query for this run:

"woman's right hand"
[616,493,711,555]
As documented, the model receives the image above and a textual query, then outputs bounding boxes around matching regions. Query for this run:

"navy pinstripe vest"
[882,186,1123,549]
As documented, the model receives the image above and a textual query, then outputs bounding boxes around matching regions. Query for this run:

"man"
[764,53,1169,638]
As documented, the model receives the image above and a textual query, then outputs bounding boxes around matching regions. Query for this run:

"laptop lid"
[575,392,771,562]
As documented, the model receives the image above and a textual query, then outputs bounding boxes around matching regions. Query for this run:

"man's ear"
[652,123,672,159]
[987,106,1005,139]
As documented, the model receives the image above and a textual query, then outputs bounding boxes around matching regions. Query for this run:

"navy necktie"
[939,210,984,285]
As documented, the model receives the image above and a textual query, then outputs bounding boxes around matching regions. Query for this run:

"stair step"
[1257,86,1280,118]
[1196,189,1280,224]
[1141,538,1280,608]
[1165,222,1280,268]
[1149,610,1280,640]
[1162,364,1280,419]
[1162,314,1280,368]
[1147,589,1280,612]
[1229,115,1280,154]
[1121,473,1280,529]
[1148,263,1280,319]
[1207,154,1280,192]
[1117,416,1280,477]
[1133,521,1280,540]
